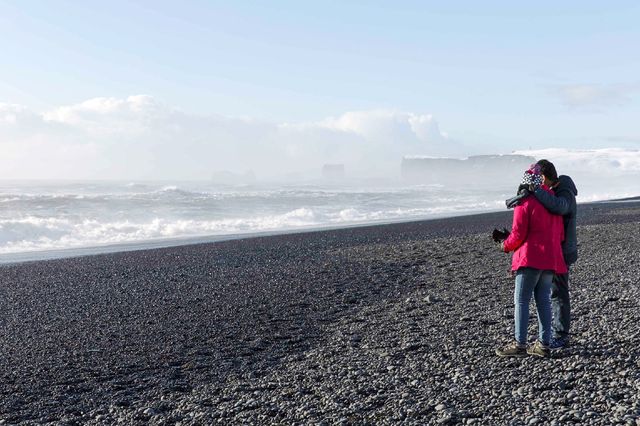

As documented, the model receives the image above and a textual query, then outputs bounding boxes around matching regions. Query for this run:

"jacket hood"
[557,175,578,196]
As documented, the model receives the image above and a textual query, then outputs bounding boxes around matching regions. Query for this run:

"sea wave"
[0,208,319,254]
[329,201,505,223]
[1,174,639,255]
[0,199,512,254]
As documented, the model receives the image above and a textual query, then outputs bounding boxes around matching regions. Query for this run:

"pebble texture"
[1,201,639,425]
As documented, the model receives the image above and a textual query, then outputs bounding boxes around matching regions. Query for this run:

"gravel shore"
[1,201,639,425]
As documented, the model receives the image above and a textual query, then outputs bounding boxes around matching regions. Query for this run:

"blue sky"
[1,1,639,178]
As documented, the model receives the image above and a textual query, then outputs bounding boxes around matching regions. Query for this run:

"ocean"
[0,175,636,260]
[0,180,515,256]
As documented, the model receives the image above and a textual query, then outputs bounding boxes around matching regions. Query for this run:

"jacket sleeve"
[503,203,529,252]
[558,215,565,243]
[534,187,570,215]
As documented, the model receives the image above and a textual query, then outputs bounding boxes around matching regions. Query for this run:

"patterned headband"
[521,163,543,187]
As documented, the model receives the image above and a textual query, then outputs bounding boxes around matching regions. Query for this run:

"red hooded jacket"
[503,187,567,273]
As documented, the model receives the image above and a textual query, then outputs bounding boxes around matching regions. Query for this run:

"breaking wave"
[0,208,319,254]
[0,180,508,254]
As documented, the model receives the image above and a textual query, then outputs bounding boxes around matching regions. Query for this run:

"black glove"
[504,190,530,209]
[492,227,510,243]
[516,184,532,196]
[505,185,533,209]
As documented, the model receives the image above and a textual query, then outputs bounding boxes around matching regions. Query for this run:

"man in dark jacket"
[532,160,578,349]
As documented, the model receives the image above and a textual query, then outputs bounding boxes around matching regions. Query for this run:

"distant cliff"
[401,154,536,185]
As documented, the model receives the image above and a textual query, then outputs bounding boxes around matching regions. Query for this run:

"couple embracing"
[494,159,578,358]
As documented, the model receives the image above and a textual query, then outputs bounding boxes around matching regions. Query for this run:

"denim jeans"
[551,271,570,339]
[514,267,553,346]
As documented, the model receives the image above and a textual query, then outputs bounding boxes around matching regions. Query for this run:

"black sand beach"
[1,201,640,425]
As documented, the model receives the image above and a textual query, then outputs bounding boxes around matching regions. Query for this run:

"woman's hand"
[492,228,510,242]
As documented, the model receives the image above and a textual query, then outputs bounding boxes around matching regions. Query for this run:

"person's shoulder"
[556,175,578,196]
[533,185,555,199]
[518,194,538,209]
[526,193,549,211]
[539,185,554,194]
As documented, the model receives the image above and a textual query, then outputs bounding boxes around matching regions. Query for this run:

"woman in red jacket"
[496,165,567,358]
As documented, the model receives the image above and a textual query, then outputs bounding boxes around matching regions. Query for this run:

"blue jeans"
[514,268,553,346]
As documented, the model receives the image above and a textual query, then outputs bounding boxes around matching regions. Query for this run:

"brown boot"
[495,341,527,357]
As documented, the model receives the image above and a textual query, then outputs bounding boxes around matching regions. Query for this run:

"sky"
[1,1,640,179]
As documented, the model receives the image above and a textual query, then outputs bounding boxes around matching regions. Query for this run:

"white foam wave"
[0,208,319,254]
[329,201,505,223]
[2,201,512,254]
[0,196,21,203]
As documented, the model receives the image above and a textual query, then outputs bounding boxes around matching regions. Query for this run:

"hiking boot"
[549,336,569,350]
[495,341,527,357]
[527,340,551,358]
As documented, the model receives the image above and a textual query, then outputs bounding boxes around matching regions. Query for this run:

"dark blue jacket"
[533,175,578,265]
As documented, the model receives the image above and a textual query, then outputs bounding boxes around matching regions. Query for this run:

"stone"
[143,408,158,416]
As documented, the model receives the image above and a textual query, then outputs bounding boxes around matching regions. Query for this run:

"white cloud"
[278,110,458,173]
[42,95,170,137]
[316,110,446,145]
[1,102,47,135]
[551,84,636,109]
[0,96,456,179]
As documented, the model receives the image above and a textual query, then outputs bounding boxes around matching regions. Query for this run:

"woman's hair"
[536,159,558,183]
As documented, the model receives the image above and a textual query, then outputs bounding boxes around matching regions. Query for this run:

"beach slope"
[1,201,639,424]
